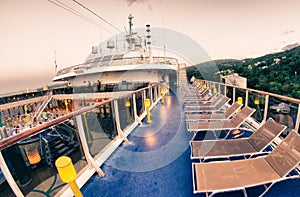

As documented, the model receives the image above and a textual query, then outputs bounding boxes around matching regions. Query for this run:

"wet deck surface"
[81,93,300,197]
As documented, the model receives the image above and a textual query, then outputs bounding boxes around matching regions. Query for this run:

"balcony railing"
[0,83,165,197]
[56,56,179,77]
[193,79,300,133]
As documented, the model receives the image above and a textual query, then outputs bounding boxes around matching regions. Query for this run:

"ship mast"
[126,14,134,49]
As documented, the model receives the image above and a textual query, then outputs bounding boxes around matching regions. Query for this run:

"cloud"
[125,0,149,6]
[282,30,295,35]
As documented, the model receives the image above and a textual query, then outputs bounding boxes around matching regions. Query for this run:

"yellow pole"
[237,97,243,112]
[167,85,170,95]
[83,112,92,144]
[55,156,83,197]
[145,99,151,123]
[161,89,165,104]
[64,100,69,114]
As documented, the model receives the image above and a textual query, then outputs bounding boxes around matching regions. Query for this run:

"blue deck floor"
[81,93,300,197]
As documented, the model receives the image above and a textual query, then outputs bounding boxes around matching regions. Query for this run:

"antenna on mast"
[128,14,133,37]
[53,33,58,74]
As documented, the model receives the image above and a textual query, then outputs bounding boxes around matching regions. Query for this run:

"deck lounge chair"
[192,130,300,196]
[190,118,286,160]
[187,106,255,132]
[185,88,210,98]
[185,97,231,113]
[183,94,223,106]
[186,102,242,122]
[182,93,219,103]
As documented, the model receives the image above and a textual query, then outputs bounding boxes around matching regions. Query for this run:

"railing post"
[154,85,158,102]
[0,151,24,197]
[113,100,129,143]
[295,104,300,132]
[224,85,227,97]
[149,86,153,103]
[75,115,105,176]
[233,87,236,103]
[245,90,249,106]
[262,95,269,124]
[143,89,147,112]
[132,93,142,125]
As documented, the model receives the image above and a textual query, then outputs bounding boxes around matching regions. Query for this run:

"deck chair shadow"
[190,118,286,160]
[192,130,300,196]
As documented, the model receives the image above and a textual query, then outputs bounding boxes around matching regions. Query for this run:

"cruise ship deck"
[80,91,300,197]
[1,78,300,197]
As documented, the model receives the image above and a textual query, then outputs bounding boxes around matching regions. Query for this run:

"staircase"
[41,127,79,167]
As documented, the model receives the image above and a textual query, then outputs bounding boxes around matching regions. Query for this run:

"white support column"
[224,85,227,97]
[233,88,236,103]
[262,95,269,124]
[132,93,143,125]
[245,90,249,106]
[75,115,105,177]
[149,87,153,103]
[0,151,24,197]
[294,104,300,131]
[113,100,129,143]
[154,86,158,101]
[143,90,147,112]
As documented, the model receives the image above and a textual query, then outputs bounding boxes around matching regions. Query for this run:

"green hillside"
[187,46,300,99]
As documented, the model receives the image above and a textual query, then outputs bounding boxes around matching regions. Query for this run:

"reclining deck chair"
[184,94,224,106]
[185,96,231,113]
[187,106,255,132]
[190,118,286,160]
[192,130,300,196]
[182,93,219,104]
[186,102,242,122]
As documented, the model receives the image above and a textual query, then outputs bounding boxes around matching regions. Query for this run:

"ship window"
[112,54,124,60]
[92,57,102,63]
[90,57,102,67]
[101,55,113,62]
[85,58,94,64]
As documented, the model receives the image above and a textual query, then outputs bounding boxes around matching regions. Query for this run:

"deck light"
[125,100,131,107]
[254,98,259,105]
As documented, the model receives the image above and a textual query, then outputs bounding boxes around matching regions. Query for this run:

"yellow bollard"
[55,156,83,197]
[237,97,243,112]
[161,89,165,104]
[167,85,170,95]
[237,97,243,105]
[145,99,151,123]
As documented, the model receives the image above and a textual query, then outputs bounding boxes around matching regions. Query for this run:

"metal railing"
[193,79,300,133]
[56,56,179,77]
[0,83,165,197]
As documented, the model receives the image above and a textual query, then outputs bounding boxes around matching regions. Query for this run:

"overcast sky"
[0,0,299,94]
